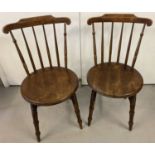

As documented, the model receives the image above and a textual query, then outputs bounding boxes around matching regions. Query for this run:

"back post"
[92,23,97,66]
[64,23,68,69]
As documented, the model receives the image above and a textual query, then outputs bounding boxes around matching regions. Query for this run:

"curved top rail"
[87,14,152,26]
[3,15,71,33]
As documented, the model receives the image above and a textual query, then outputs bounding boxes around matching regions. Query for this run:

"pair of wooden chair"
[3,14,152,142]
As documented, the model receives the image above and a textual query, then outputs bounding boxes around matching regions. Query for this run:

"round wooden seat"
[87,63,143,98]
[21,67,78,106]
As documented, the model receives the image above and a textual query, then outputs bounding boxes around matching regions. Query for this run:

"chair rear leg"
[128,95,136,131]
[88,90,97,126]
[71,94,83,129]
[30,104,41,142]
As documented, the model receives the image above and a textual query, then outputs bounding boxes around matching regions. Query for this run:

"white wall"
[0,12,155,86]
[81,12,155,84]
[0,12,81,85]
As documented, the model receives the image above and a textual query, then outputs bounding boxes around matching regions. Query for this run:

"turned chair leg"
[71,94,83,129]
[30,104,41,142]
[88,90,97,126]
[128,96,136,131]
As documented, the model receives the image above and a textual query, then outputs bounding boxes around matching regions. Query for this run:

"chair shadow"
[41,87,130,141]
[93,95,128,130]
[41,99,80,141]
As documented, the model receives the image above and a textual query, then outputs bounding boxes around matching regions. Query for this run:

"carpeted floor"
[0,85,155,143]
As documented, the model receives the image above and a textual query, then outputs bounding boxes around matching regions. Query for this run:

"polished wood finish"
[32,26,44,69]
[109,22,114,63]
[87,14,152,26]
[129,96,136,131]
[132,24,146,68]
[64,23,68,69]
[88,90,97,126]
[53,24,60,67]
[3,15,82,142]
[87,14,152,130]
[117,23,124,63]
[31,104,40,142]
[42,25,52,68]
[87,63,143,98]
[92,23,97,65]
[101,22,104,63]
[21,28,36,72]
[21,67,79,106]
[125,23,134,67]
[71,94,83,129]
[10,31,30,75]
[3,15,71,33]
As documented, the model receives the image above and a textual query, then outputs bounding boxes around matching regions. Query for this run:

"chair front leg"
[30,104,41,142]
[128,95,136,131]
[71,94,83,129]
[88,90,97,126]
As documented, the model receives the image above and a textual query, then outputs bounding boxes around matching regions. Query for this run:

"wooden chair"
[3,15,83,142]
[87,14,152,130]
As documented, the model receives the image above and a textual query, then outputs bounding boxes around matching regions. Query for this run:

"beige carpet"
[0,85,155,142]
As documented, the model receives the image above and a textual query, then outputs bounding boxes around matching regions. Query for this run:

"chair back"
[87,14,152,68]
[3,15,71,75]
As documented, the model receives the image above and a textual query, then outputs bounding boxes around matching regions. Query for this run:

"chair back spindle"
[10,31,30,75]
[117,22,124,63]
[132,24,146,68]
[92,23,97,66]
[53,24,60,67]
[109,22,114,63]
[21,28,36,72]
[42,24,52,68]
[124,23,134,67]
[32,26,44,69]
[64,23,68,69]
[101,22,104,63]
